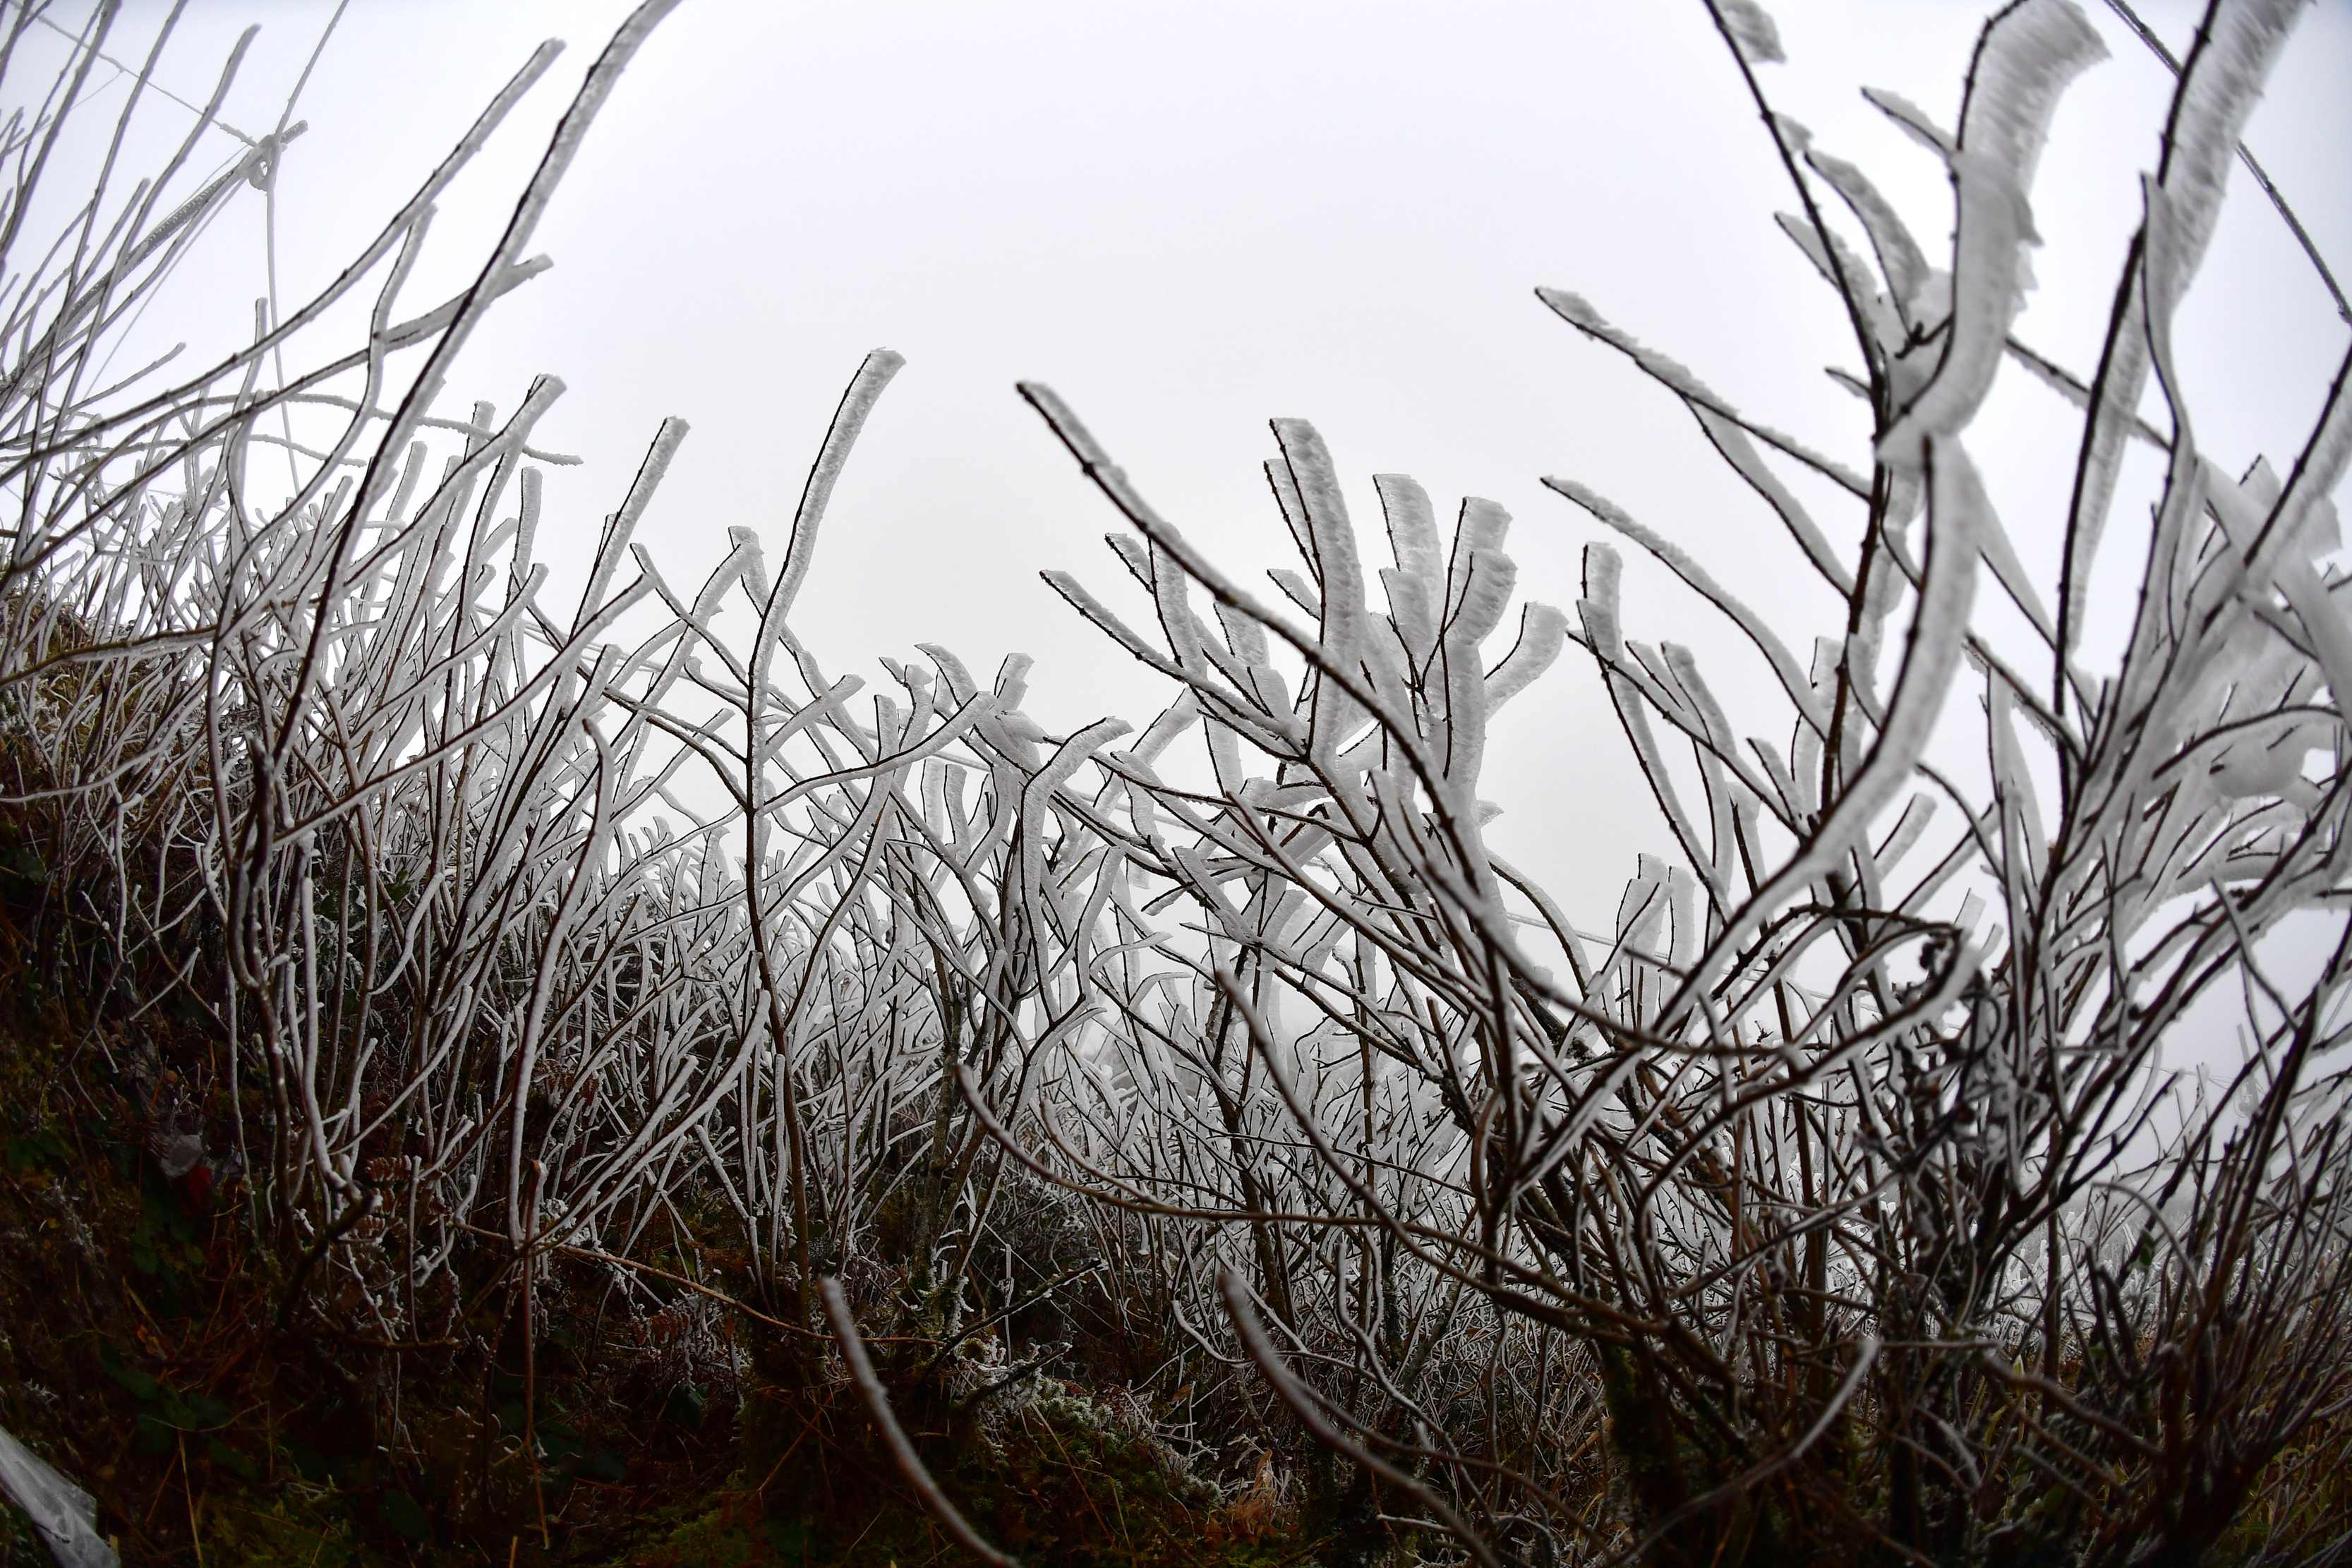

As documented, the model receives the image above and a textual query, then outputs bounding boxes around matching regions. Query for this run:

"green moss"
[192,1491,368,1568]
[604,1483,780,1567]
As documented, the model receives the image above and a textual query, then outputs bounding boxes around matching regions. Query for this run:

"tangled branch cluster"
[2,0,2347,1563]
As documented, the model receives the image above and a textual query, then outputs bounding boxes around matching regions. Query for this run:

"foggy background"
[20,0,2352,944]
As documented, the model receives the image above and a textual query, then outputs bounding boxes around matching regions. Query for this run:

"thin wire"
[6,0,258,146]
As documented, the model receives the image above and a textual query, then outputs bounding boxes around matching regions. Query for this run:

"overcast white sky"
[22,0,2352,934]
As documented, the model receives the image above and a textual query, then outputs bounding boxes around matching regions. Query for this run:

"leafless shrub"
[2,0,2345,1564]
[997,1,2352,1562]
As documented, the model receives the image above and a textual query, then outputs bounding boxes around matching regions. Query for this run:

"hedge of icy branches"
[4,1,2348,1562]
